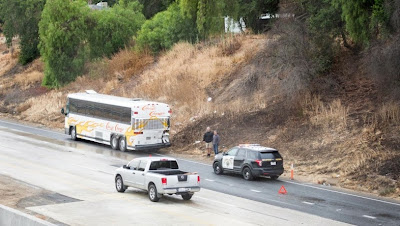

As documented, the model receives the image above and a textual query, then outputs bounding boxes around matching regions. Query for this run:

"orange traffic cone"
[278,185,287,194]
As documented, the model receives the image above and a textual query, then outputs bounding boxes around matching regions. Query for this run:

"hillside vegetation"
[0,0,399,198]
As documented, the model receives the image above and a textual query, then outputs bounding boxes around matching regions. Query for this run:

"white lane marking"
[205,179,215,182]
[302,201,314,205]
[196,196,236,208]
[283,180,400,207]
[0,120,64,135]
[362,215,376,219]
[251,189,262,193]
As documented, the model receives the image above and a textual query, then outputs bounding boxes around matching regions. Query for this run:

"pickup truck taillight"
[255,160,262,167]
[161,178,167,185]
[197,176,200,183]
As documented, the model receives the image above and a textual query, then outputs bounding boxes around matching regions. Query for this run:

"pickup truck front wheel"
[148,183,160,202]
[115,175,126,193]
[181,193,193,200]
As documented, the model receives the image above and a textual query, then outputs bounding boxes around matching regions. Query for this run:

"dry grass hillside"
[0,33,399,198]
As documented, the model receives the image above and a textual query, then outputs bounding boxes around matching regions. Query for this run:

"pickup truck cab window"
[138,160,148,171]
[128,159,140,170]
[149,160,179,170]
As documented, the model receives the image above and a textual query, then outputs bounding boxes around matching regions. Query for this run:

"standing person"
[212,130,220,155]
[203,127,213,157]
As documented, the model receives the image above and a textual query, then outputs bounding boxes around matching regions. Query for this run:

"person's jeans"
[213,144,219,154]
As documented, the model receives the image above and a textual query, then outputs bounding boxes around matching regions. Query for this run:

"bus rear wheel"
[110,135,119,150]
[119,137,127,152]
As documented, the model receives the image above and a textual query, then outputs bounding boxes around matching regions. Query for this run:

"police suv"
[213,144,284,180]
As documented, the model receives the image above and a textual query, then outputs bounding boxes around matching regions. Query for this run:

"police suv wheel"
[213,162,223,175]
[242,167,254,181]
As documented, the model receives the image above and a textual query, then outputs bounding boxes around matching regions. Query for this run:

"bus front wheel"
[70,127,77,141]
[119,137,127,152]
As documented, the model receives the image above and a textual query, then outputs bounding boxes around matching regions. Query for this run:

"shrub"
[136,3,197,53]
[88,2,145,59]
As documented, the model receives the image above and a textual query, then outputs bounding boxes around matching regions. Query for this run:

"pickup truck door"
[123,159,140,186]
[135,160,148,189]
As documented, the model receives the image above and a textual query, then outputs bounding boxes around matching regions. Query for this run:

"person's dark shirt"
[203,131,213,143]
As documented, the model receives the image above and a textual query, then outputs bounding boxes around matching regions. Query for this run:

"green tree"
[88,1,145,59]
[39,0,89,87]
[180,0,230,38]
[304,0,345,73]
[0,0,45,64]
[333,0,374,46]
[136,3,197,53]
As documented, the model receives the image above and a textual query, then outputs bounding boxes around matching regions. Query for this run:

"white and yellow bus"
[61,90,171,151]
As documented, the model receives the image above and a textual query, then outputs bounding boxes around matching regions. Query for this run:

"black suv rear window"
[149,161,179,170]
[260,151,281,159]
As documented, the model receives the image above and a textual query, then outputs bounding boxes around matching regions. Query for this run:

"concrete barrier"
[0,204,55,226]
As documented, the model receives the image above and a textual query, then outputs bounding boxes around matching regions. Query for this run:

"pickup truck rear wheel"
[181,193,193,200]
[115,175,126,193]
[213,162,223,175]
[148,183,160,202]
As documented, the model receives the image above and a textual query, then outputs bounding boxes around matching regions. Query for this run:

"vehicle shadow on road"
[122,188,196,204]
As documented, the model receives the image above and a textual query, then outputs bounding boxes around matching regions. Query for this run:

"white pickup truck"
[115,157,201,202]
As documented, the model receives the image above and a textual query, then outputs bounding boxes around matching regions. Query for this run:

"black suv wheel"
[242,167,254,180]
[213,162,223,175]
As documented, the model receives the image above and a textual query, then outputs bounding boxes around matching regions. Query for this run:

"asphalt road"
[0,119,399,225]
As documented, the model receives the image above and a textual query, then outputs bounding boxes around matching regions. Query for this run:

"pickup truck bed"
[148,170,187,175]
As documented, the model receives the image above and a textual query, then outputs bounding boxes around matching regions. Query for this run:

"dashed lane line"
[251,189,262,193]
[205,179,215,182]
[302,201,315,205]
[362,215,377,219]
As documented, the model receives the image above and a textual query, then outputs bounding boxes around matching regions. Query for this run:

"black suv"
[213,144,284,180]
